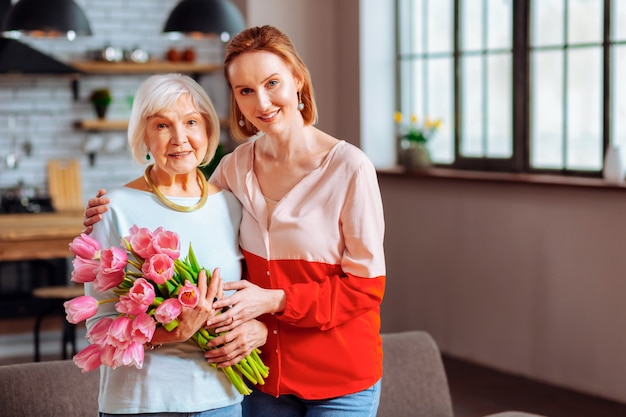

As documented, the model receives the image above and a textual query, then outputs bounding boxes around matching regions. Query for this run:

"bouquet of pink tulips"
[64,225,268,395]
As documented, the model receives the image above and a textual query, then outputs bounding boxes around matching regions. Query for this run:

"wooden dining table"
[0,211,84,262]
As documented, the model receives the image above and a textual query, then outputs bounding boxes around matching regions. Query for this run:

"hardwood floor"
[443,355,626,417]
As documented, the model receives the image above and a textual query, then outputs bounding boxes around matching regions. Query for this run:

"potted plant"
[394,111,442,170]
[90,88,112,119]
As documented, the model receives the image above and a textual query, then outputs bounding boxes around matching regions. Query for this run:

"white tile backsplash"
[0,0,229,203]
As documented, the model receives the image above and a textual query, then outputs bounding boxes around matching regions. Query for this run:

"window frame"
[395,0,614,177]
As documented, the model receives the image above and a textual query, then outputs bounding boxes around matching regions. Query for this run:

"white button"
[266,271,270,276]
[273,330,277,334]
[275,349,279,353]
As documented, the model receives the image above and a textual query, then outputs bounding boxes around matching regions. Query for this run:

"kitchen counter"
[0,211,84,261]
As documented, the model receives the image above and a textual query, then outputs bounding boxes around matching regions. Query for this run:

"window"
[396,0,626,175]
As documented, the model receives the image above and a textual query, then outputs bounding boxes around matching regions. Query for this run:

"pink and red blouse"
[210,139,386,399]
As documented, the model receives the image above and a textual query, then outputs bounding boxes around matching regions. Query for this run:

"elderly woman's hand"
[204,319,268,368]
[83,189,109,234]
[151,268,223,344]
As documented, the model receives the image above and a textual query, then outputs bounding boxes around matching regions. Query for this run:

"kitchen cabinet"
[0,212,82,319]
[0,211,83,262]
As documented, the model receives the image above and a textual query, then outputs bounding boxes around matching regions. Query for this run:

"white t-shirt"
[86,186,243,414]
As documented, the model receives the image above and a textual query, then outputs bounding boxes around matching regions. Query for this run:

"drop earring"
[297,92,304,111]
[238,118,245,127]
[146,154,151,161]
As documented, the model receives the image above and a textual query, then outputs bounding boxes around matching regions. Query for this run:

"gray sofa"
[379,330,546,417]
[0,331,545,417]
[0,358,99,417]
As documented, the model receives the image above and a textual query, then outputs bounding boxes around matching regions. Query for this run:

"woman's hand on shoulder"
[83,189,109,233]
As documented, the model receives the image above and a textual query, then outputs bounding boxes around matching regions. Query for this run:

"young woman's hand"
[206,280,285,333]
[82,189,109,234]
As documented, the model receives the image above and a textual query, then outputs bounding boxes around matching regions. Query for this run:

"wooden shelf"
[75,119,128,131]
[75,118,230,132]
[70,60,222,74]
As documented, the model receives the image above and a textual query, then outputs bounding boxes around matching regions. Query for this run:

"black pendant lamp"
[163,0,245,41]
[1,0,92,39]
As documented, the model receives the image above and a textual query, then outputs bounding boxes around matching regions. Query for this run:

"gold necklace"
[143,165,208,212]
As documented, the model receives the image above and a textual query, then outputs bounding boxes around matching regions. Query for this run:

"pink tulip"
[141,253,174,284]
[71,256,99,283]
[108,316,133,349]
[116,278,155,315]
[100,246,128,272]
[116,296,145,316]
[154,298,182,324]
[64,296,98,324]
[93,247,127,291]
[113,341,144,369]
[93,269,125,292]
[131,313,156,344]
[127,278,156,304]
[126,225,156,259]
[152,227,180,260]
[69,233,101,260]
[178,280,199,308]
[99,343,117,368]
[73,344,102,373]
[87,317,113,345]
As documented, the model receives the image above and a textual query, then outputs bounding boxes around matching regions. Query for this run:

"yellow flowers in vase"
[394,112,442,170]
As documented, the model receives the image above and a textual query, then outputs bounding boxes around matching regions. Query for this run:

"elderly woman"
[85,73,266,417]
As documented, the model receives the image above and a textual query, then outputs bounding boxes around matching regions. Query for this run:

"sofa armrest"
[0,359,99,417]
[379,331,455,417]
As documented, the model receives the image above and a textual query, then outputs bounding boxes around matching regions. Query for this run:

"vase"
[403,142,432,171]
[603,144,623,184]
[94,104,108,119]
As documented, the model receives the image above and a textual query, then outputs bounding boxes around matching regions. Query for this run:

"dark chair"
[30,159,85,361]
[32,284,84,361]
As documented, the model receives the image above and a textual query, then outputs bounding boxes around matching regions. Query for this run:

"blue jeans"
[241,379,381,417]
[99,403,241,417]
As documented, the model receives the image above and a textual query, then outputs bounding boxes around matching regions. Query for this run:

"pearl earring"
[297,91,304,111]
[238,118,245,127]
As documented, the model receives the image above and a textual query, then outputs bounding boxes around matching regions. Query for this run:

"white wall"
[0,0,227,199]
[242,0,340,140]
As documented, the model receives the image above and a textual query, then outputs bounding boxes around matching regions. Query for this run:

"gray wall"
[378,174,626,404]
[0,0,229,197]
